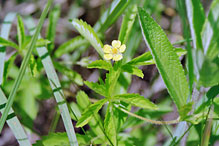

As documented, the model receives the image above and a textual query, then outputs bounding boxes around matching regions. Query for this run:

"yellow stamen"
[112,48,118,54]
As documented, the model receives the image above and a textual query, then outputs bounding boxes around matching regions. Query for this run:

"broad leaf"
[104,103,117,146]
[76,98,107,127]
[119,4,137,44]
[138,8,189,113]
[88,60,112,71]
[121,64,144,78]
[71,19,104,58]
[17,15,26,48]
[84,81,107,97]
[0,37,19,49]
[113,93,158,110]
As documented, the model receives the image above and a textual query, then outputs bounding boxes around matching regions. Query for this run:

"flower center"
[112,48,118,54]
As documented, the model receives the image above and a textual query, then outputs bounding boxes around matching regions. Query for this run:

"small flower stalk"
[103,40,126,61]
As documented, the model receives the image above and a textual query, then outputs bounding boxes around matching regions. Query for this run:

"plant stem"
[117,106,180,125]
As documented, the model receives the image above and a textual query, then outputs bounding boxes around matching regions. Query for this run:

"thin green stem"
[0,0,53,132]
[117,106,180,125]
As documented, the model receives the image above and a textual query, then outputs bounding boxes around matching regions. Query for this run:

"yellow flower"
[103,40,126,61]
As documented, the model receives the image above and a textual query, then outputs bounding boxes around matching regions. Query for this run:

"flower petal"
[112,40,121,48]
[104,53,113,60]
[103,45,112,53]
[113,54,123,61]
[119,44,126,53]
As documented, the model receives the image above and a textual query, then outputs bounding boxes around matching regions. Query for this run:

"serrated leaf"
[125,48,186,66]
[55,36,88,57]
[17,15,26,48]
[87,60,112,71]
[104,103,117,146]
[113,93,158,110]
[46,4,61,51]
[186,0,205,50]
[71,19,104,58]
[138,7,189,113]
[0,37,19,49]
[84,81,106,96]
[76,98,107,127]
[121,64,144,78]
[119,4,137,44]
[54,62,83,86]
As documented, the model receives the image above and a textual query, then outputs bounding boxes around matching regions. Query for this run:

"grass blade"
[46,4,61,52]
[0,13,16,85]
[118,4,137,44]
[0,0,53,133]
[138,7,190,115]
[0,89,31,146]
[17,15,26,48]
[24,17,78,146]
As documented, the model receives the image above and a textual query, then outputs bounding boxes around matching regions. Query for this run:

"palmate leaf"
[138,7,190,115]
[84,81,107,97]
[104,103,117,146]
[71,19,104,58]
[121,64,144,78]
[113,93,158,110]
[87,60,112,71]
[76,98,107,127]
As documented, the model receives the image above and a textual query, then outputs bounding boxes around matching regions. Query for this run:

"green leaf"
[121,64,144,78]
[17,15,26,48]
[46,4,61,51]
[76,98,107,127]
[198,57,219,87]
[71,19,104,58]
[94,0,132,33]
[179,102,193,120]
[54,62,83,86]
[84,81,106,97]
[138,8,190,113]
[0,0,54,133]
[33,133,91,146]
[87,60,112,71]
[113,93,158,109]
[76,91,106,142]
[104,103,117,146]
[125,48,187,66]
[24,16,78,145]
[0,12,16,85]
[0,37,19,49]
[201,0,219,59]
[36,38,51,47]
[119,4,137,44]
[55,36,88,57]
[206,84,219,99]
[185,0,205,50]
[29,54,38,77]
